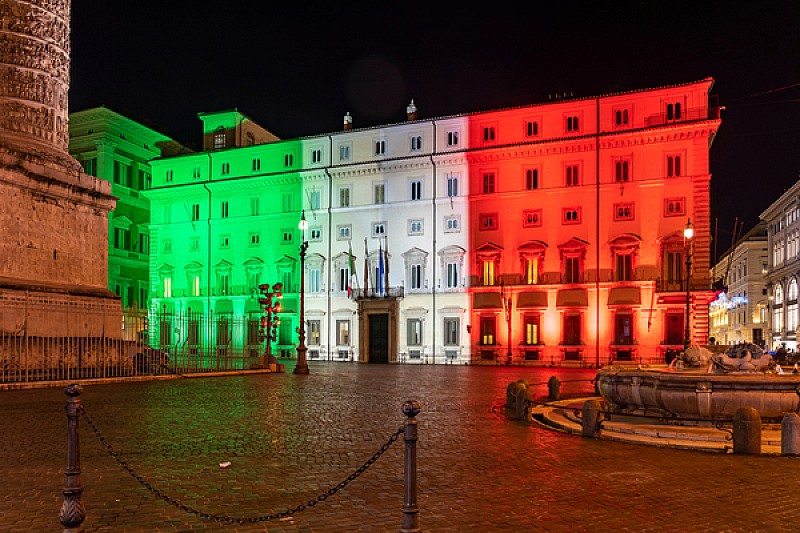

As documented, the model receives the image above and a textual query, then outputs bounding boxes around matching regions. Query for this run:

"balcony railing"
[351,287,404,300]
[644,106,718,128]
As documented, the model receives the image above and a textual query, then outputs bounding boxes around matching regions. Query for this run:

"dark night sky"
[69,1,800,258]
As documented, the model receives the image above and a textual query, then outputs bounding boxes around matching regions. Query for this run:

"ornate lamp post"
[501,281,513,365]
[294,210,310,375]
[258,282,282,366]
[683,218,694,350]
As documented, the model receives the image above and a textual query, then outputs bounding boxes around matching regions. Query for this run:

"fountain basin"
[596,367,800,420]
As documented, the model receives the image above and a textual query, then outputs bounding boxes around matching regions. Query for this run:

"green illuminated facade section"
[69,107,184,312]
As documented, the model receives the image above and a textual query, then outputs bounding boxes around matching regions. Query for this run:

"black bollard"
[401,400,421,533]
[547,376,561,400]
[60,384,86,532]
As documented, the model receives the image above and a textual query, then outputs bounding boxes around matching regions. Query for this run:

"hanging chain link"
[81,407,404,524]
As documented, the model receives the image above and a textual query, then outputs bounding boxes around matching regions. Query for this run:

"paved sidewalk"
[3,362,800,532]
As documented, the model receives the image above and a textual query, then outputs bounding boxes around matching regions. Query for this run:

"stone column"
[0,0,78,171]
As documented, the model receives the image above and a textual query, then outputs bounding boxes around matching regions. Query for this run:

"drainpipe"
[429,121,437,364]
[325,135,333,361]
[595,97,601,368]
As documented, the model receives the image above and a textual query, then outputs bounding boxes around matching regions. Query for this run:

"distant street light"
[683,218,694,350]
[295,210,310,375]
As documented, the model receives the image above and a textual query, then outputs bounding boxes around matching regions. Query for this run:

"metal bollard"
[60,384,86,532]
[733,407,762,454]
[401,400,421,533]
[581,399,602,437]
[548,376,561,400]
[781,412,800,456]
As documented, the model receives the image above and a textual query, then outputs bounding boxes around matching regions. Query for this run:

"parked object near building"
[146,79,721,366]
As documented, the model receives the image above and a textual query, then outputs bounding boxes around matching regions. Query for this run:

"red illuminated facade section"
[467,78,720,366]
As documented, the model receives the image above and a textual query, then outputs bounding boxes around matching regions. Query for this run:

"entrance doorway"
[369,314,389,364]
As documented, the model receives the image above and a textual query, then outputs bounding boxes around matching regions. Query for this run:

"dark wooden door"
[369,314,389,364]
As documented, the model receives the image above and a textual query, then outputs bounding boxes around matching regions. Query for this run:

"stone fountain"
[596,344,800,421]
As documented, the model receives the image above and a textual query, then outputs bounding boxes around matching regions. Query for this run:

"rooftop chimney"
[406,99,417,121]
[343,112,353,131]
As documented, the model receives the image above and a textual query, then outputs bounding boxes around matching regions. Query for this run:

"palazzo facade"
[145,78,721,366]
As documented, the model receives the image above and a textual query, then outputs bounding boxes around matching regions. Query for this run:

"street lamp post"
[683,218,694,351]
[501,281,513,365]
[294,210,310,375]
[258,282,282,366]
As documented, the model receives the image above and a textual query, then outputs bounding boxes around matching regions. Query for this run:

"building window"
[250,233,260,246]
[666,102,682,121]
[339,143,351,161]
[375,139,386,156]
[667,154,682,177]
[447,130,459,146]
[336,320,350,345]
[252,158,261,172]
[219,234,230,249]
[139,170,151,190]
[82,158,97,176]
[480,213,497,231]
[566,115,580,133]
[411,179,423,201]
[482,126,496,142]
[282,229,293,244]
[614,202,635,221]
[374,183,385,204]
[213,127,226,149]
[563,314,581,345]
[525,168,540,190]
[614,108,630,126]
[525,120,539,137]
[309,267,321,293]
[446,261,459,288]
[221,162,230,175]
[614,158,631,182]
[615,253,634,281]
[337,225,352,240]
[482,172,496,194]
[523,315,541,344]
[191,204,200,221]
[284,153,294,167]
[614,314,634,345]
[664,198,686,217]
[372,222,387,238]
[444,216,460,233]
[162,239,172,253]
[309,190,321,210]
[309,226,322,242]
[189,237,200,252]
[523,209,542,228]
[309,320,321,345]
[480,316,496,345]
[523,257,540,285]
[408,219,424,235]
[113,160,132,187]
[192,166,201,179]
[481,259,496,286]
[562,207,582,224]
[565,164,580,187]
[447,174,459,197]
[339,187,351,208]
[407,319,422,346]
[139,234,150,254]
[113,227,129,251]
[165,169,174,183]
[163,277,172,298]
[250,197,259,216]
[563,256,582,283]
[444,317,460,345]
[311,148,323,164]
[410,135,423,152]
[338,264,351,293]
[220,201,229,219]
[410,264,423,290]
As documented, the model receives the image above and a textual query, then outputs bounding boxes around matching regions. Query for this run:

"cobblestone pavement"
[3,362,800,532]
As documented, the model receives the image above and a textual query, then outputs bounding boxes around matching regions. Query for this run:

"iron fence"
[0,297,270,384]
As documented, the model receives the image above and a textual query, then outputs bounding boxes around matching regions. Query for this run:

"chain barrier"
[81,407,404,524]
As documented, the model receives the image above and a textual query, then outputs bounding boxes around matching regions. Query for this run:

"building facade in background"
[146,79,721,366]
[762,181,800,351]
[69,107,186,312]
[709,222,768,346]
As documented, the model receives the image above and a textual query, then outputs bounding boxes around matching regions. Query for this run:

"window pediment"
[558,237,589,259]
